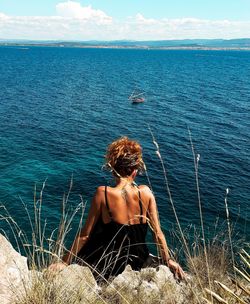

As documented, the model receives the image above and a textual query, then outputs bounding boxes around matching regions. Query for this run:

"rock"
[141,265,177,287]
[0,233,187,303]
[51,264,99,303]
[0,233,29,304]
[108,265,141,290]
[103,264,186,303]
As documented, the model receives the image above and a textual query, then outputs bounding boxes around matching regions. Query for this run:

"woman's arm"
[146,187,185,280]
[49,187,103,270]
[62,186,103,264]
[146,187,171,263]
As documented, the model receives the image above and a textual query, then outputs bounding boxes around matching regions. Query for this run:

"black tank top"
[77,186,149,279]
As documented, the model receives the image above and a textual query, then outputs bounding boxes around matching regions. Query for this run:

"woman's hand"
[168,259,185,280]
[48,262,67,272]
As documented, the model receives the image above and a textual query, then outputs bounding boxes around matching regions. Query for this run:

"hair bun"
[105,137,144,177]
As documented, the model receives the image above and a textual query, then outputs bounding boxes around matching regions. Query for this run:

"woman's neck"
[115,176,134,188]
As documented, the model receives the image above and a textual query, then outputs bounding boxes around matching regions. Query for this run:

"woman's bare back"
[101,185,150,225]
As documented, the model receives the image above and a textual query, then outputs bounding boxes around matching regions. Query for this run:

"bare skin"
[49,171,185,280]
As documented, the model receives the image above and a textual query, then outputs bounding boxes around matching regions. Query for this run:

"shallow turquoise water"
[0,47,249,245]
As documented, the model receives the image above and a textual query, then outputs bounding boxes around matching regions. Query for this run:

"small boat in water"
[129,90,145,104]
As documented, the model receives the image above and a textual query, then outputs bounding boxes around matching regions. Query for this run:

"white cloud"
[135,13,158,25]
[123,14,250,40]
[56,1,112,24]
[0,12,9,20]
[0,3,249,40]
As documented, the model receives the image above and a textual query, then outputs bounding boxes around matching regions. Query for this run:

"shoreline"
[0,43,250,51]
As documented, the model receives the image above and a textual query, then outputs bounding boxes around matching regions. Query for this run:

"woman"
[50,137,184,280]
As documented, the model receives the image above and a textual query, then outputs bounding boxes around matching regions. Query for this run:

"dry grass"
[1,181,248,304]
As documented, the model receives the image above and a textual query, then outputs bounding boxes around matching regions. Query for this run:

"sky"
[0,0,250,40]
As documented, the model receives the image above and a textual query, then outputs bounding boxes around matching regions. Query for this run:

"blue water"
[0,46,249,246]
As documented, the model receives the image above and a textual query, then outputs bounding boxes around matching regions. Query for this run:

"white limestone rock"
[51,264,99,303]
[0,233,29,304]
[104,264,186,304]
[0,233,187,303]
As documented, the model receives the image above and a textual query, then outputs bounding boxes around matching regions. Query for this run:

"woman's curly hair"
[105,137,145,177]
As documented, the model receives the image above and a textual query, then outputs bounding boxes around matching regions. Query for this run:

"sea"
[0,46,249,250]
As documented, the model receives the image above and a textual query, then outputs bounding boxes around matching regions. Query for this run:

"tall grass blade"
[204,288,228,303]
[234,266,250,283]
[215,280,248,304]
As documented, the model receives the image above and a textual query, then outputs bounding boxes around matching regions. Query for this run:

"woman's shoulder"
[96,185,106,191]
[93,186,108,205]
[93,186,106,197]
[95,185,112,193]
[94,185,116,195]
[137,185,153,196]
[138,184,150,190]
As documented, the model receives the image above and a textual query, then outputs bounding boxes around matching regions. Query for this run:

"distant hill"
[0,38,250,49]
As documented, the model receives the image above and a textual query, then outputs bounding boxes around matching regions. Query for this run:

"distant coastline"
[0,38,250,50]
[1,44,250,51]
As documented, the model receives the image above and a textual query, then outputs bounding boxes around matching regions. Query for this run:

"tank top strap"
[138,189,143,224]
[105,186,113,220]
